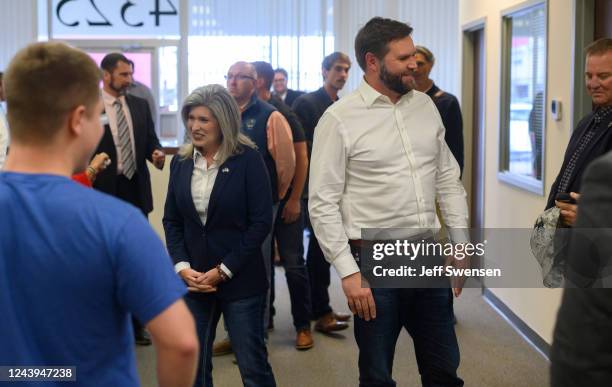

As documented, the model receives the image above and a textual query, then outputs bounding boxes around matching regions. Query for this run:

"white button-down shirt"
[192,149,219,226]
[174,149,233,278]
[101,90,136,175]
[308,79,469,278]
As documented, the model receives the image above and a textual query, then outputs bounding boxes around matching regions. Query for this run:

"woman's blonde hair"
[178,84,255,164]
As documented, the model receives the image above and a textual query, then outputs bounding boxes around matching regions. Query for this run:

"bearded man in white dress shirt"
[308,17,469,387]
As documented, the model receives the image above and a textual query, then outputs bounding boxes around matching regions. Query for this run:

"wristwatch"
[216,264,229,282]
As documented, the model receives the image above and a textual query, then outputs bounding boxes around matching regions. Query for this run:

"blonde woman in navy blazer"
[163,84,276,387]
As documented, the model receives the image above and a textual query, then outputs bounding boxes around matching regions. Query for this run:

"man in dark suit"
[94,53,166,345]
[550,37,612,387]
[273,68,305,107]
[546,38,612,226]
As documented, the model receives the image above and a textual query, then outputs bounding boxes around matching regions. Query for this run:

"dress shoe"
[334,311,352,322]
[314,312,349,333]
[295,329,314,350]
[212,338,233,356]
[134,330,152,346]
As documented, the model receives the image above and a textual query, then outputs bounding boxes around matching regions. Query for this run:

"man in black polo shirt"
[252,60,314,350]
[292,52,352,334]
[413,45,464,174]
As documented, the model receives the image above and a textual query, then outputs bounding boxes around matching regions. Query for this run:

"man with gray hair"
[550,37,612,386]
[212,60,295,356]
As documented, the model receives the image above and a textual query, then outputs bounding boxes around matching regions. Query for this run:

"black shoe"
[135,330,152,346]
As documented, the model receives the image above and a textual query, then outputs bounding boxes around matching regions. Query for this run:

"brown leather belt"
[348,239,364,248]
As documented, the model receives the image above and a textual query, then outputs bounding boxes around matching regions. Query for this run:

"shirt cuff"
[174,261,191,274]
[220,263,233,279]
[448,228,470,244]
[332,251,360,279]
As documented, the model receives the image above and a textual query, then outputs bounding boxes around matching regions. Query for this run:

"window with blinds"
[187,0,334,93]
[499,2,547,193]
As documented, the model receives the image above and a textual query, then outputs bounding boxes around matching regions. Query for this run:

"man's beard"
[110,75,128,95]
[379,62,415,95]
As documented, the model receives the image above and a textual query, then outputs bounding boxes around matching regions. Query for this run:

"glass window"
[159,46,178,112]
[87,51,154,87]
[499,2,546,193]
[187,0,333,94]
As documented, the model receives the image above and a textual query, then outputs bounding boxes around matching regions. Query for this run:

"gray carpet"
[135,267,549,387]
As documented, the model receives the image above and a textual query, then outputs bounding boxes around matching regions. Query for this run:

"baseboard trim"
[482,288,551,361]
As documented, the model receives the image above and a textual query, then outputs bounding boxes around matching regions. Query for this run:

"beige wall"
[149,155,173,243]
[460,0,577,344]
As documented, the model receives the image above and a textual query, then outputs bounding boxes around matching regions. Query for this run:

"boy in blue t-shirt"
[0,42,198,386]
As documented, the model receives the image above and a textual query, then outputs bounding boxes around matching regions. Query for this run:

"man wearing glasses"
[212,61,295,356]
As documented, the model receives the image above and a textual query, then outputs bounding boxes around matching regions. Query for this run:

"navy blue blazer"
[163,145,273,301]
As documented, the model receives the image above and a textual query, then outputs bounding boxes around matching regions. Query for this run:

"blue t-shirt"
[0,173,186,386]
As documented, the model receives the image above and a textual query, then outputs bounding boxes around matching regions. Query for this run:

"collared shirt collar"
[317,86,338,104]
[424,82,439,97]
[193,148,219,166]
[593,105,612,124]
[358,78,415,107]
[358,79,382,107]
[240,92,259,113]
[102,89,125,105]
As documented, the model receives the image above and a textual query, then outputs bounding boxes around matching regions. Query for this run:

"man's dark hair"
[100,52,130,72]
[322,52,351,71]
[274,68,288,79]
[252,61,275,90]
[354,17,414,71]
[586,38,612,57]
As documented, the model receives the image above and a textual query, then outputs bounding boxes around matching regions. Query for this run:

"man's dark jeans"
[354,287,463,387]
[185,293,276,387]
[270,197,312,330]
[303,199,333,319]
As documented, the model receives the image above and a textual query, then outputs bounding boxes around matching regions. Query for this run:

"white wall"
[0,0,38,70]
[460,0,575,344]
[334,0,460,97]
